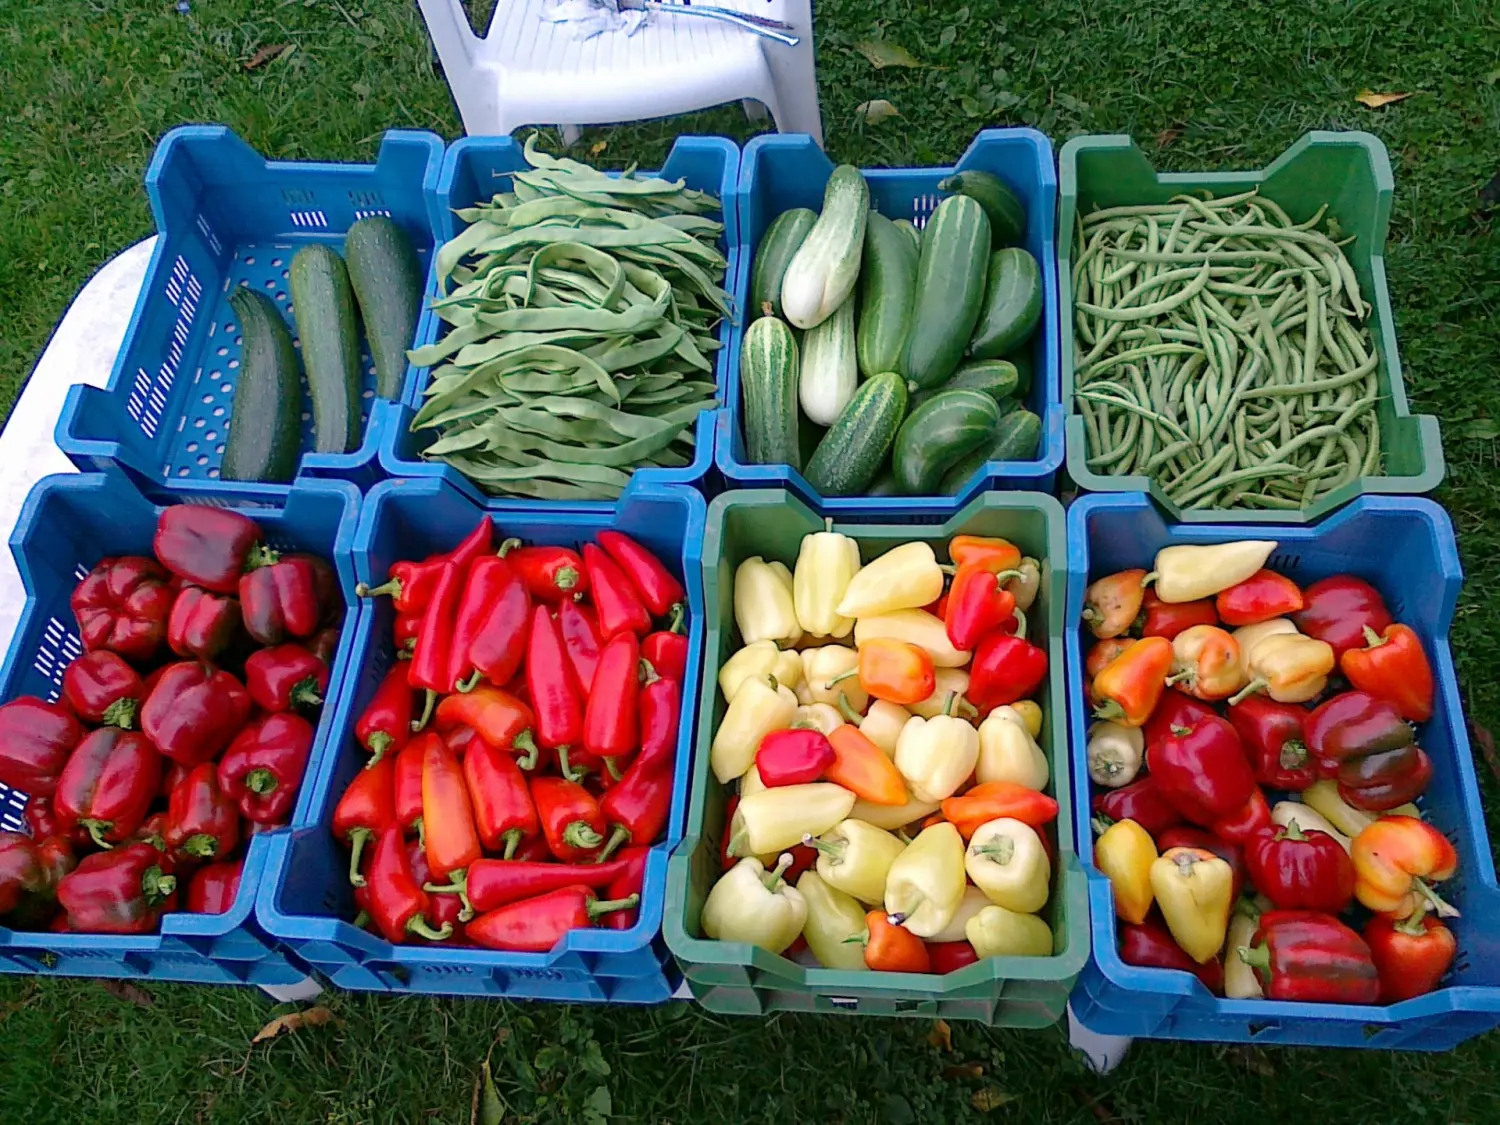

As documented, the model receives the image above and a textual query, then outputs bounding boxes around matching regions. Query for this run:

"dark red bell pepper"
[453,546,531,693]
[928,940,981,974]
[456,855,629,913]
[158,760,190,802]
[756,728,835,787]
[394,736,429,843]
[356,517,492,613]
[1303,690,1428,809]
[57,841,177,934]
[1091,776,1184,839]
[366,828,450,944]
[1247,819,1355,913]
[557,599,603,694]
[596,743,674,861]
[218,712,314,825]
[185,860,242,915]
[71,556,174,663]
[1119,915,1224,993]
[642,605,689,683]
[1157,826,1248,901]
[406,558,466,731]
[54,728,161,848]
[597,530,684,618]
[1134,590,1218,642]
[583,632,642,779]
[239,549,324,645]
[307,624,342,667]
[153,505,261,594]
[532,776,605,862]
[1142,689,1217,751]
[1147,713,1256,826]
[1293,575,1393,662]
[467,885,639,952]
[421,737,481,885]
[1365,912,1456,1003]
[0,832,74,926]
[333,754,397,885]
[508,545,588,603]
[1215,569,1304,627]
[164,762,240,861]
[601,845,650,931]
[1227,695,1316,790]
[583,543,652,640]
[166,586,239,660]
[464,741,538,859]
[1212,788,1274,844]
[61,650,143,728]
[1337,744,1433,811]
[245,643,328,713]
[1340,623,1435,723]
[24,796,64,841]
[527,604,583,769]
[356,665,413,766]
[435,686,538,765]
[393,609,422,657]
[967,632,1048,710]
[0,697,84,796]
[945,563,1019,652]
[1238,909,1380,1003]
[140,662,251,767]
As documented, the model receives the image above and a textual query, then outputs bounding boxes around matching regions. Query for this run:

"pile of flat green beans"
[1071,189,1382,511]
[408,136,726,500]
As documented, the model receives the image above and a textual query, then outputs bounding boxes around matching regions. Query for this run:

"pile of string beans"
[1071,189,1383,511]
[408,136,728,500]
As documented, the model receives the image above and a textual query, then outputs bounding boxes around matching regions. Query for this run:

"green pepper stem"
[101,698,137,730]
[498,538,522,558]
[762,853,793,892]
[800,833,841,859]
[588,893,640,920]
[1227,677,1267,706]
[603,756,624,783]
[563,820,603,851]
[1010,607,1028,639]
[348,828,372,886]
[364,731,392,768]
[825,669,858,690]
[1237,943,1270,971]
[501,829,523,861]
[1415,878,1461,919]
[558,746,590,783]
[595,824,630,863]
[555,565,580,591]
[82,820,114,850]
[455,668,483,693]
[407,914,453,942]
[1090,814,1116,836]
[355,577,402,600]
[665,602,686,635]
[245,769,279,796]
[972,837,1016,865]
[836,693,863,724]
[512,730,539,770]
[410,689,437,732]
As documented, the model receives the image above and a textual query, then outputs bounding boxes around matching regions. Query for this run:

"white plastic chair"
[417,0,823,145]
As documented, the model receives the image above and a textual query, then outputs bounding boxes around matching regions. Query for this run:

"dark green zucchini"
[290,244,363,454]
[344,216,423,400]
[221,288,301,483]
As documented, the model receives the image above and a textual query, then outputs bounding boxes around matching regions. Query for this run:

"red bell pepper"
[596,739,674,861]
[1091,636,1172,726]
[54,728,161,848]
[464,741,538,859]
[583,632,642,779]
[435,686,538,767]
[153,505,261,595]
[1147,713,1256,826]
[531,776,605,862]
[0,832,74,926]
[1091,776,1184,839]
[24,796,65,841]
[756,728,835,787]
[394,736,430,843]
[527,604,583,768]
[71,556,174,663]
[57,842,178,934]
[583,543,652,640]
[158,760,190,801]
[456,855,630,913]
[1211,788,1273,844]
[946,563,1019,652]
[245,643,328,713]
[508,545,588,603]
[61,650,143,729]
[140,662,251,767]
[1134,589,1218,641]
[597,530,684,618]
[129,812,170,850]
[1247,819,1355,913]
[333,754,396,885]
[967,632,1048,710]
[1215,569,1304,627]
[1227,696,1316,790]
[166,586,239,661]
[356,665,414,766]
[1118,915,1224,993]
[1365,912,1456,1003]
[1337,744,1433,812]
[1081,569,1148,640]
[1303,690,1428,810]
[1142,689,1217,752]
[467,885,639,952]
[217,712,315,825]
[1293,575,1393,662]
[406,558,467,731]
[421,737,481,888]
[356,517,492,613]
[0,697,84,796]
[1340,624,1435,723]
[557,599,603,694]
[393,609,422,657]
[1157,826,1248,901]
[600,846,649,931]
[1238,909,1380,1003]
[239,549,325,646]
[928,940,980,974]
[366,828,450,944]
[185,860,242,915]
[164,762,240,861]
[641,605,689,683]
[450,547,531,694]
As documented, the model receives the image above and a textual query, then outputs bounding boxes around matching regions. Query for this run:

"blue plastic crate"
[55,125,445,496]
[256,476,706,1001]
[378,133,740,512]
[1065,493,1500,1049]
[716,130,1065,513]
[0,471,362,985]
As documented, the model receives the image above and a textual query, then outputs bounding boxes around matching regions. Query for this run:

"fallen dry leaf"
[971,1086,1017,1112]
[927,1018,954,1052]
[942,1063,985,1080]
[244,43,294,71]
[1469,708,1500,785]
[1355,90,1415,109]
[100,980,154,1007]
[589,140,608,158]
[252,1005,337,1044]
[856,99,901,125]
[1155,126,1183,149]
[853,40,925,69]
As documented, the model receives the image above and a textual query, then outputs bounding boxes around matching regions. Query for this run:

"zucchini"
[1006,348,1034,397]
[894,219,921,254]
[290,244,363,454]
[344,216,422,400]
[855,213,918,379]
[804,372,908,497]
[969,248,1043,360]
[892,389,1000,494]
[898,195,991,391]
[798,298,857,426]
[780,166,869,330]
[221,288,301,483]
[750,208,817,320]
[739,316,801,470]
[938,408,1044,493]
[911,359,1019,411]
[938,170,1027,247]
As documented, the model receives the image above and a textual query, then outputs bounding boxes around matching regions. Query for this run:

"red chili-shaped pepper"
[641,604,689,683]
[1340,624,1435,723]
[61,650,143,729]
[435,686,538,767]
[600,845,650,931]
[365,828,450,944]
[583,633,642,780]
[164,762,241,862]
[583,544,652,640]
[0,832,75,927]
[531,776,605,862]
[393,609,422,657]
[217,712,314,825]
[467,885,639,952]
[239,549,323,646]
[245,643,329,713]
[1147,713,1256,826]
[53,728,161,848]
[967,632,1049,710]
[394,736,429,844]
[356,665,414,767]
[756,728,835,787]
[946,563,1020,652]
[1091,776,1185,839]
[1134,589,1219,642]
[596,530,684,618]
[1118,915,1224,994]
[464,742,538,859]
[1227,695,1317,790]
[508,545,588,603]
[449,544,530,693]
[421,737,481,886]
[1212,788,1273,844]
[356,517,492,613]
[456,855,630,913]
[1247,819,1355,914]
[1293,575,1393,662]
[166,586,240,661]
[404,840,465,943]
[1238,909,1380,1003]
[928,940,980,974]
[1215,569,1305,627]
[0,697,84,796]
[57,842,178,935]
[527,604,583,768]
[185,860,242,915]
[1364,912,1457,1003]
[1157,826,1248,901]
[406,559,467,731]
[140,662,251,767]
[71,556,174,663]
[596,745,674,861]
[636,666,681,774]
[153,505,261,595]
[557,599,603,694]
[333,754,396,885]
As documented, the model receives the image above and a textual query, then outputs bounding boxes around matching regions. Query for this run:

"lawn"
[2,0,1500,1121]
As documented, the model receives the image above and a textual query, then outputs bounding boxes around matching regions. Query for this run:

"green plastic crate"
[1058,131,1444,523]
[664,489,1088,1023]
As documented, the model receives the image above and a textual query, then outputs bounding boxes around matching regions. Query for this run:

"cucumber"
[344,216,422,400]
[750,208,817,320]
[969,248,1043,360]
[798,298,858,426]
[855,213,918,378]
[938,409,1044,493]
[894,219,921,254]
[1006,348,1034,397]
[739,316,801,469]
[938,170,1027,247]
[898,195,991,391]
[780,166,870,330]
[221,288,301,483]
[892,389,1000,494]
[804,372,908,497]
[911,359,1019,411]
[290,244,363,454]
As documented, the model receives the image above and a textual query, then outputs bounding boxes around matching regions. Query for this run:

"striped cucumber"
[969,248,1043,360]
[898,195,991,391]
[749,208,817,320]
[938,170,1027,247]
[910,359,1019,411]
[739,316,801,469]
[780,166,869,330]
[938,409,1044,493]
[892,388,1000,494]
[221,288,301,483]
[289,244,363,454]
[804,373,908,497]
[855,213,919,379]
[894,219,921,254]
[798,298,857,426]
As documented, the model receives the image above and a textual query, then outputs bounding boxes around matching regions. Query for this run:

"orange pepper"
[1166,625,1244,701]
[1086,637,1134,681]
[1090,636,1172,727]
[825,725,908,806]
[948,535,1022,575]
[1082,569,1149,640]
[1351,815,1460,920]
[862,909,932,972]
[941,781,1059,838]
[854,638,935,706]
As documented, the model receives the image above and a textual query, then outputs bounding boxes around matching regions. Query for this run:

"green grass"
[4,0,1500,1121]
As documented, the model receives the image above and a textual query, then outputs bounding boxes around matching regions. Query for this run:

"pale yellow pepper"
[1229,618,1299,679]
[855,609,969,668]
[796,871,869,970]
[702,854,807,954]
[894,713,980,802]
[836,542,945,619]
[793,703,845,737]
[730,784,856,856]
[1270,800,1351,855]
[1146,541,1278,603]
[976,707,1050,791]
[927,885,993,943]
[849,791,941,832]
[1094,817,1157,924]
[801,645,869,713]
[719,641,803,701]
[793,521,861,640]
[883,822,967,938]
[1235,632,1335,704]
[908,668,973,719]
[804,818,907,904]
[1149,847,1234,964]
[740,761,767,798]
[858,700,911,757]
[1300,781,1419,839]
[734,557,802,646]
[710,673,797,784]
[964,817,1051,913]
[1223,898,1265,999]
[966,905,1053,958]
[1005,557,1042,613]
[1010,700,1044,740]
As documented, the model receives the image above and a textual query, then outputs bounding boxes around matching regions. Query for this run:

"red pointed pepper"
[451,543,532,693]
[436,685,538,766]
[508,545,588,603]
[166,586,240,660]
[583,633,642,779]
[334,754,396,885]
[0,697,84,796]
[239,548,323,646]
[756,728,835,787]
[1228,696,1316,790]
[217,712,315,825]
[527,604,583,770]
[532,776,605,862]
[1293,575,1393,661]
[600,846,650,931]
[365,828,450,944]
[1091,776,1184,839]
[946,563,1019,652]
[407,558,467,730]
[71,556,174,663]
[421,737,481,887]
[1119,915,1224,993]
[1147,713,1256,826]
[597,530,684,617]
[1365,912,1456,1003]
[185,860,242,915]
[1247,819,1355,913]
[464,742,538,859]
[1215,569,1304,627]
[140,662,251,767]
[458,855,629,913]
[558,599,603,695]
[355,517,492,613]
[967,632,1049,710]
[467,885,639,952]
[641,604,689,682]
[0,832,75,926]
[393,609,422,657]
[1238,910,1380,1003]
[393,736,430,843]
[583,543,651,640]
[405,840,465,942]
[1340,624,1435,723]
[153,505,261,594]
[637,667,681,773]
[53,728,161,848]
[62,650,143,729]
[1157,826,1248,901]
[1134,589,1219,642]
[57,842,178,934]
[356,665,414,766]
[596,725,675,861]
[164,762,240,861]
[245,643,328,713]
[928,940,980,974]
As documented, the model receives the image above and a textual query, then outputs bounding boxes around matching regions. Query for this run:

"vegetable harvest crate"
[1066,493,1500,1049]
[664,489,1087,1022]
